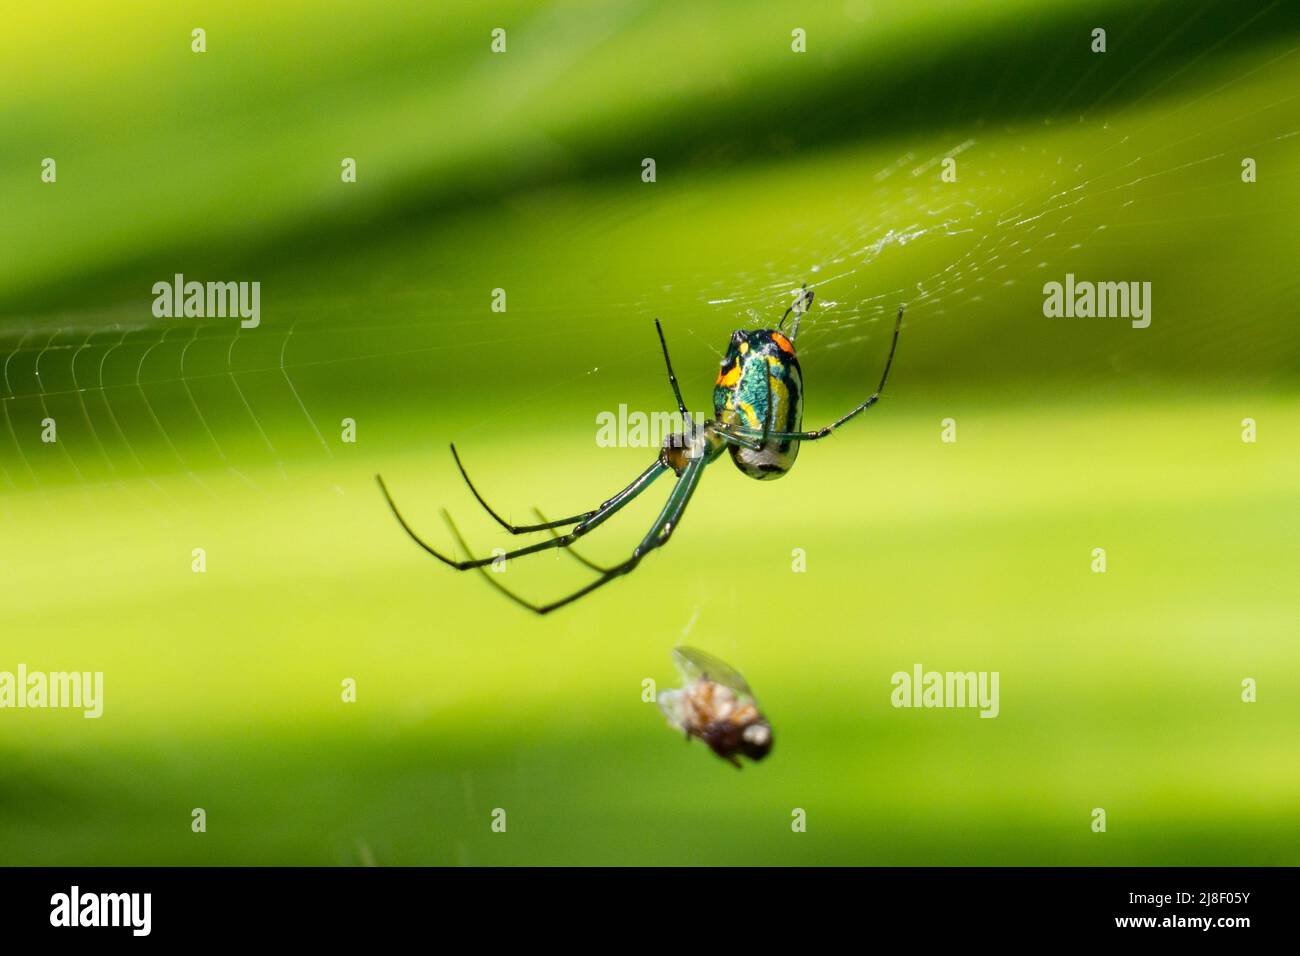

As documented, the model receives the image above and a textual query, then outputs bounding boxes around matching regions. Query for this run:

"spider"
[376,286,904,614]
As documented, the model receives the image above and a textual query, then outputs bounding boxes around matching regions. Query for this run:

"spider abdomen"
[712,328,804,480]
[730,437,800,479]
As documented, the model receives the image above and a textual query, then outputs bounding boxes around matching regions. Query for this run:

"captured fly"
[657,646,773,768]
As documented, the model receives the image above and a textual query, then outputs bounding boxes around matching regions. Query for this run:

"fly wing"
[672,646,754,699]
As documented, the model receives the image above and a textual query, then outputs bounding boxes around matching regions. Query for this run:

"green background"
[1,0,1298,864]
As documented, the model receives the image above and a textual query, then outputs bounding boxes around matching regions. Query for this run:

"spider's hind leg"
[376,456,667,572]
[533,507,615,574]
[450,443,593,534]
[442,447,711,615]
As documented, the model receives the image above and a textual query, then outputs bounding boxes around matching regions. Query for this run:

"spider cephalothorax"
[377,285,903,614]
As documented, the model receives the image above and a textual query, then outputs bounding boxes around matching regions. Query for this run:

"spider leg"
[728,304,903,442]
[376,458,668,570]
[533,506,614,573]
[445,449,711,615]
[710,422,765,450]
[450,443,594,533]
[779,284,814,341]
[654,319,689,417]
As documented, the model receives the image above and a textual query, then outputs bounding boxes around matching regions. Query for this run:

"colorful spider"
[376,287,904,614]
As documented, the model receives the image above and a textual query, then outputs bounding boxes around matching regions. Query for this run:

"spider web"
[2,20,1298,525]
[681,35,1300,382]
